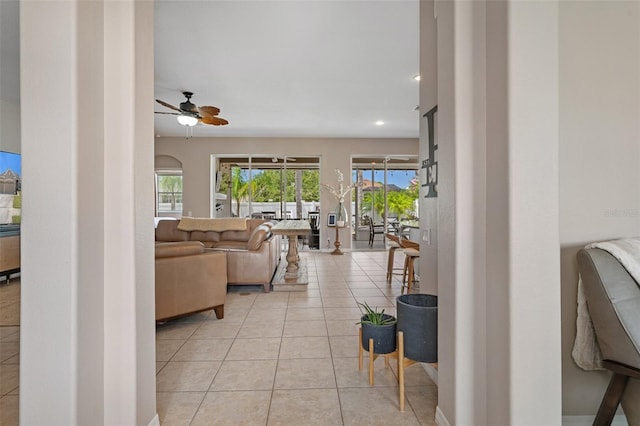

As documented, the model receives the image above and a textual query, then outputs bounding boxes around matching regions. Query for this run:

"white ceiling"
[154,0,420,139]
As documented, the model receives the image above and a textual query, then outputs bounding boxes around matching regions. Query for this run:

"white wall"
[559,1,640,420]
[0,100,20,154]
[418,0,438,295]
[435,1,456,420]
[20,1,156,424]
[155,137,417,249]
[0,0,20,154]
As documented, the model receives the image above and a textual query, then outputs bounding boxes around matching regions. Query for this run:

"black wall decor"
[421,105,438,198]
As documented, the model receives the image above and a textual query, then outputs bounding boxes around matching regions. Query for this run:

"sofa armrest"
[155,249,227,321]
[226,236,280,286]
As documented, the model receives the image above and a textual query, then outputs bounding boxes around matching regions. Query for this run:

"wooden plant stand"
[358,329,416,411]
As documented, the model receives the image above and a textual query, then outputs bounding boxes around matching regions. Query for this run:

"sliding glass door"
[213,156,320,219]
[352,156,419,240]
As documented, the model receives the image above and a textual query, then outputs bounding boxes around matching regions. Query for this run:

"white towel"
[572,237,640,370]
[572,276,605,370]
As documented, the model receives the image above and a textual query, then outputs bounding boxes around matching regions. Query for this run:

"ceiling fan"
[155,91,229,127]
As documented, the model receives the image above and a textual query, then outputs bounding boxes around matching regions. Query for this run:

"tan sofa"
[155,241,227,321]
[156,218,281,292]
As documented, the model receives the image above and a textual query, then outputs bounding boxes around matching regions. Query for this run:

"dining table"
[270,219,311,290]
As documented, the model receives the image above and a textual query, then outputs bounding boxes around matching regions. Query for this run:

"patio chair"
[368,218,385,247]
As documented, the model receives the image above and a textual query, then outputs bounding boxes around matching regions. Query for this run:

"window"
[156,172,183,213]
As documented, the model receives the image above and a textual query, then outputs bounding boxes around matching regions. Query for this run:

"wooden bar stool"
[400,239,420,294]
[385,233,403,285]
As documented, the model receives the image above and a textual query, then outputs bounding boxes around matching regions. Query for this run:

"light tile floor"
[156,250,436,426]
[0,324,19,426]
[0,250,437,426]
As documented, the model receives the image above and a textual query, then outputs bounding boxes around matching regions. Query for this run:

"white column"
[20,0,156,424]
[21,1,80,422]
[131,2,157,424]
[436,0,561,424]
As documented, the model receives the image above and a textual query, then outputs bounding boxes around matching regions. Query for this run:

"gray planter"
[360,314,397,354]
[396,294,437,362]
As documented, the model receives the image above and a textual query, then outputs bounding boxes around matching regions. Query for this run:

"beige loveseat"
[155,241,227,321]
[156,218,281,292]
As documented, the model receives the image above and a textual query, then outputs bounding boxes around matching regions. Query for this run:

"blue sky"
[0,151,21,177]
[353,170,417,189]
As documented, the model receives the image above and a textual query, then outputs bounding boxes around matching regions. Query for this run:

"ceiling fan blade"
[156,99,181,112]
[198,106,221,117]
[154,111,180,115]
[201,116,229,126]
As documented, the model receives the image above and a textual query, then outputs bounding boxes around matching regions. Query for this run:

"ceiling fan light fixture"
[177,115,198,127]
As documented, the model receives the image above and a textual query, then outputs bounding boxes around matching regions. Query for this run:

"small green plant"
[356,301,397,325]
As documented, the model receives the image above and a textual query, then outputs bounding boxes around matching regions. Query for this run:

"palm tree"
[230,168,254,217]
[362,190,386,219]
[387,191,414,217]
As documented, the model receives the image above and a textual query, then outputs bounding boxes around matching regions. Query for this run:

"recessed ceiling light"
[413,74,421,81]
[375,120,385,126]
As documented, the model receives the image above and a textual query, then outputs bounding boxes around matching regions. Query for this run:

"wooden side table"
[331,225,345,255]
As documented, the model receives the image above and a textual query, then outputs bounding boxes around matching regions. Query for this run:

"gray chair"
[577,248,640,426]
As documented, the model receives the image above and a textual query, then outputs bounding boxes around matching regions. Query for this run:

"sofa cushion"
[156,220,190,242]
[221,228,252,242]
[155,241,204,258]
[191,230,221,243]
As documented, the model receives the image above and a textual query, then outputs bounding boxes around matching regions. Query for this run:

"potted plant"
[357,301,397,354]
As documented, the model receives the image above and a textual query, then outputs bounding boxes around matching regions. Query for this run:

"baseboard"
[421,362,438,385]
[435,409,625,425]
[147,413,160,426]
[562,415,626,425]
[435,406,450,426]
